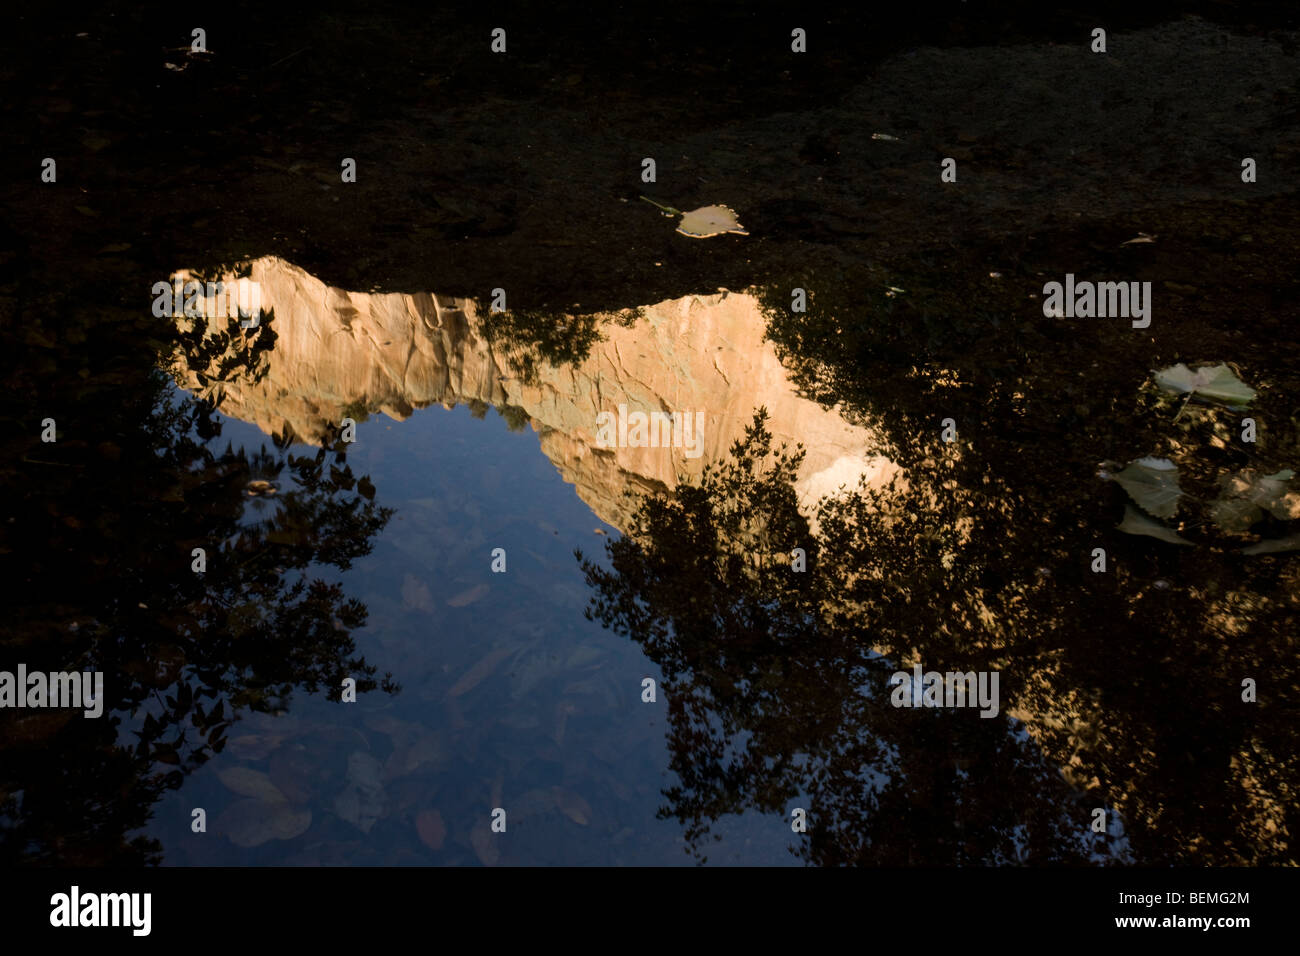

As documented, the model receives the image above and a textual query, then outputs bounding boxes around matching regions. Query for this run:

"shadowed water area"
[2,1,1298,866]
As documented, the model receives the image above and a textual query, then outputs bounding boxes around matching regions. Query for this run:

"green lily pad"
[1113,456,1183,519]
[1154,363,1256,408]
[1117,504,1194,545]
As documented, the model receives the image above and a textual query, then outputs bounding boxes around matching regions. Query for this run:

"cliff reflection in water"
[171,256,901,533]
[168,256,1298,864]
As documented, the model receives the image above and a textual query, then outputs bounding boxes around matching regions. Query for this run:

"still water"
[2,4,1298,869]
[140,394,797,865]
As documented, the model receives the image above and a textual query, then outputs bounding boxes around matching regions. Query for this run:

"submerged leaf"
[446,583,490,607]
[218,765,289,804]
[447,646,514,698]
[218,798,311,847]
[1117,505,1194,545]
[552,786,593,826]
[226,734,286,761]
[1113,457,1183,518]
[415,809,446,851]
[1154,363,1256,408]
[471,822,500,866]
[677,204,748,238]
[401,573,435,613]
[269,747,315,804]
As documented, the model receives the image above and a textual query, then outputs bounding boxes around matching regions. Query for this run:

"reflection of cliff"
[173,256,900,530]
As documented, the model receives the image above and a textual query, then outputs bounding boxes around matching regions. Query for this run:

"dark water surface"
[139,399,791,865]
[2,1,1298,867]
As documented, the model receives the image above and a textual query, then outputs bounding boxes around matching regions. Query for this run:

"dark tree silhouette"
[580,410,1116,864]
[0,294,396,865]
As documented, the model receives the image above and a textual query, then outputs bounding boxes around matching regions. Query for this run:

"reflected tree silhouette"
[479,303,643,384]
[745,246,1300,864]
[0,298,396,865]
[580,410,1116,864]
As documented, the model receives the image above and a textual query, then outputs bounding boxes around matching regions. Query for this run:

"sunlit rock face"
[172,256,900,531]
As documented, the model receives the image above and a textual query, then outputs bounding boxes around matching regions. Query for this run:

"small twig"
[264,46,310,71]
[639,195,682,217]
[21,456,82,467]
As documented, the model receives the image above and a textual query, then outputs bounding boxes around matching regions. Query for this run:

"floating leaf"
[1210,495,1260,533]
[1113,457,1183,518]
[415,809,446,851]
[1211,468,1300,531]
[1242,534,1300,555]
[1117,505,1194,545]
[676,204,748,238]
[1154,363,1256,408]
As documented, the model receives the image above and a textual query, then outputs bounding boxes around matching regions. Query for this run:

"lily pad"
[1117,505,1194,545]
[1154,363,1256,408]
[1113,457,1183,518]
